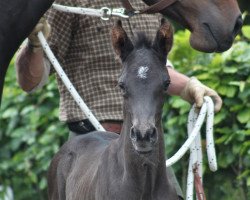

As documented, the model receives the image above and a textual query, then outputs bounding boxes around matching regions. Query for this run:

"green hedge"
[0,26,250,199]
[164,25,250,199]
[0,67,67,199]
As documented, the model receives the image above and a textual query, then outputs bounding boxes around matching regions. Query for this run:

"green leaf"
[2,108,18,119]
[171,98,188,109]
[247,177,250,187]
[196,73,211,80]
[237,109,250,124]
[242,25,250,39]
[39,177,47,190]
[239,81,246,92]
[29,172,38,183]
[211,54,223,67]
[223,67,237,74]
[218,151,235,168]
[216,135,228,144]
[214,112,227,125]
[217,85,228,95]
[226,87,237,98]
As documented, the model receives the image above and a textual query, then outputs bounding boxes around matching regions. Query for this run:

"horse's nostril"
[144,127,157,143]
[149,127,157,143]
[130,126,157,143]
[233,16,243,37]
[130,127,136,141]
[130,127,141,141]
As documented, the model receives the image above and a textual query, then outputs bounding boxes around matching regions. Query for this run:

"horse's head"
[144,0,242,52]
[111,19,173,154]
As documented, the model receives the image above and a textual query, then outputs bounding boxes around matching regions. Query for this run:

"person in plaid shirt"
[15,0,222,198]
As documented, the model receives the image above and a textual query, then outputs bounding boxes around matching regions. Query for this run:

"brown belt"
[101,121,123,134]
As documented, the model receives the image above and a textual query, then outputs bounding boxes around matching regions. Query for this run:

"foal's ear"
[153,19,173,61]
[111,20,134,61]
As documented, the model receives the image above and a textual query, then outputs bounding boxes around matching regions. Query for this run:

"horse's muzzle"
[130,126,158,154]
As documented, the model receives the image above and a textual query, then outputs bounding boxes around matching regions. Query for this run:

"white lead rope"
[52,3,103,17]
[166,97,217,169]
[165,96,217,200]
[52,3,129,20]
[187,97,217,200]
[38,32,105,131]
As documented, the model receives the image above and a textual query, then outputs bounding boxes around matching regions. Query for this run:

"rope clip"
[101,7,129,20]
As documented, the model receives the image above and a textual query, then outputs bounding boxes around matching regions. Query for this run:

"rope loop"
[186,96,217,200]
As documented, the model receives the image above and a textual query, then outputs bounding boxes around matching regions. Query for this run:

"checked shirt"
[45,0,161,122]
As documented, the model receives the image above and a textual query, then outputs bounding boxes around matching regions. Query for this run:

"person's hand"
[180,77,222,112]
[28,17,51,52]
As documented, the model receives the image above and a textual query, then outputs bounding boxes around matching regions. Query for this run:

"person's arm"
[167,67,222,112]
[16,3,77,93]
[16,47,45,92]
[167,67,189,96]
[15,17,51,92]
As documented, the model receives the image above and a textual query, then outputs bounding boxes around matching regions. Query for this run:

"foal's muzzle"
[130,126,158,154]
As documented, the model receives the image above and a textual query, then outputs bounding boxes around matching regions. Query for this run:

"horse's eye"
[118,82,127,96]
[118,82,125,90]
[163,80,171,91]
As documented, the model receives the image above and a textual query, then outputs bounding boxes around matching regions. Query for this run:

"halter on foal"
[48,19,178,200]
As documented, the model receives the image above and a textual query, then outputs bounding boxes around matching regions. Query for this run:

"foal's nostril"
[233,16,243,37]
[147,127,157,143]
[130,127,157,143]
[130,127,141,141]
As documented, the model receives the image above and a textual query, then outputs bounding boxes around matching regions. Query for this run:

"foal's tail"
[0,0,54,107]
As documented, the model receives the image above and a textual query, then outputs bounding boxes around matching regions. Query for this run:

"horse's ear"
[111,20,134,61]
[153,18,173,62]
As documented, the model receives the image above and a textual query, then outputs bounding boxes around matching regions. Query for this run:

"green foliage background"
[164,25,250,199]
[0,69,67,199]
[0,14,250,200]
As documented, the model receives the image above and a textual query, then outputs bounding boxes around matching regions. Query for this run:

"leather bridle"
[121,0,180,15]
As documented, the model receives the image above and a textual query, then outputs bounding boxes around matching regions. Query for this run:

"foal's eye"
[163,80,171,91]
[118,82,127,96]
[118,82,125,90]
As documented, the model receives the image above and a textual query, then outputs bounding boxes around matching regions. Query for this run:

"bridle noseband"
[121,0,180,15]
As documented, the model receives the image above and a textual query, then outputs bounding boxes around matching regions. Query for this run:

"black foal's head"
[111,19,173,154]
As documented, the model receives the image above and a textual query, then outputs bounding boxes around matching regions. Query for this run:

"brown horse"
[0,0,242,106]
[142,0,242,53]
[47,19,178,200]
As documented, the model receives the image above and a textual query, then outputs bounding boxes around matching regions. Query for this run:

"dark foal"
[47,19,178,200]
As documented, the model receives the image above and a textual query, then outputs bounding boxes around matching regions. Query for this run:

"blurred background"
[0,1,250,199]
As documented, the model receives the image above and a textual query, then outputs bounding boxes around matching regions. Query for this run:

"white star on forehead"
[137,66,149,79]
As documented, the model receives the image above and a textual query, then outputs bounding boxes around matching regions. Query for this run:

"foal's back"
[47,131,118,200]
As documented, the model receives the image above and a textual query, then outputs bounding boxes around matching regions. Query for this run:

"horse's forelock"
[133,32,153,49]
